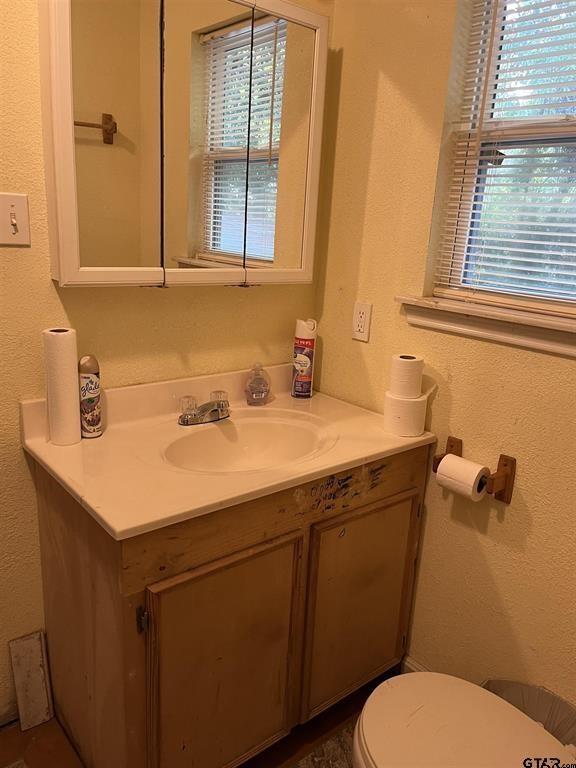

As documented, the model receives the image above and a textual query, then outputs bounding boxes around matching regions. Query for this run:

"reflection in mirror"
[246,16,314,270]
[164,2,316,274]
[71,0,161,268]
[163,0,250,272]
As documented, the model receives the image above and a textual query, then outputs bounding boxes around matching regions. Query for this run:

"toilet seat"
[354,672,574,768]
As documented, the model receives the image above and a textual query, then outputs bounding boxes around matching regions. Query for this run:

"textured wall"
[316,0,576,705]
[2,0,575,726]
[0,0,330,722]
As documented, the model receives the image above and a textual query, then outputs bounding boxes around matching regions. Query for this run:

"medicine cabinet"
[39,0,328,287]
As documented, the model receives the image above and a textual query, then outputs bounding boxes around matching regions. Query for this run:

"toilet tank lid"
[359,673,574,768]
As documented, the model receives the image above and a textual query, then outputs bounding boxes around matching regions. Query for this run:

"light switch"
[0,193,31,246]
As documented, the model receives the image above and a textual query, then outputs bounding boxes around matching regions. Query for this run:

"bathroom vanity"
[21,366,434,768]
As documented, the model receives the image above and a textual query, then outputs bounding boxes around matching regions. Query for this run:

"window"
[434,0,576,314]
[201,16,286,263]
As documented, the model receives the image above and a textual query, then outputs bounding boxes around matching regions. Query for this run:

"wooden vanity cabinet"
[34,445,431,768]
[147,535,305,768]
[302,494,420,719]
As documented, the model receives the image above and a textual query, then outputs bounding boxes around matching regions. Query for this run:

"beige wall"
[316,0,576,706]
[0,0,328,722]
[1,0,574,726]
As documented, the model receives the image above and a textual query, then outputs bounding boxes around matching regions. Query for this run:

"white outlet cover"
[352,301,372,342]
[0,193,31,246]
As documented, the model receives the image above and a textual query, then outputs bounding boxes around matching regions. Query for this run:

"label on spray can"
[79,371,102,438]
[292,336,315,398]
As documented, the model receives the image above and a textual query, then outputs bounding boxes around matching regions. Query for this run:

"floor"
[245,670,396,768]
[0,714,355,768]
[0,720,355,768]
[246,707,357,768]
[0,719,82,768]
[291,724,354,768]
[0,668,396,768]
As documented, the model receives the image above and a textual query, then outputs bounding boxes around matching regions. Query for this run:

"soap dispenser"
[245,363,271,406]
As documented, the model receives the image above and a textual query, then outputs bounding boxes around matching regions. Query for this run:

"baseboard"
[401,656,430,674]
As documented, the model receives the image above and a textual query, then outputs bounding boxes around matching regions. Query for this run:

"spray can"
[78,355,102,438]
[291,319,317,398]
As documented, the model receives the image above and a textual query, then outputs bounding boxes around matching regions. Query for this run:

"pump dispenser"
[245,363,271,406]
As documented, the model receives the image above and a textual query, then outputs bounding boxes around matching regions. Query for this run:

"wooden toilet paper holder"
[432,436,516,504]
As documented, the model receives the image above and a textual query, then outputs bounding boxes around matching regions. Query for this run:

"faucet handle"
[178,396,198,426]
[180,395,197,416]
[210,390,229,404]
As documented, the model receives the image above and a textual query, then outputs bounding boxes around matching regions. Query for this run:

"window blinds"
[435,0,576,309]
[201,17,286,261]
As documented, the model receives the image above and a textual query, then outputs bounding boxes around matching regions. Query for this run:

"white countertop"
[21,365,435,540]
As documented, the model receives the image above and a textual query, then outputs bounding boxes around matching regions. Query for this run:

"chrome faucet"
[178,391,230,426]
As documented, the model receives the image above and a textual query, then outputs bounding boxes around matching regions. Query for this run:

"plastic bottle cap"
[295,318,318,339]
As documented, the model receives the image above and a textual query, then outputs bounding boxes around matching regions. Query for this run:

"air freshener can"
[291,319,317,398]
[78,355,102,438]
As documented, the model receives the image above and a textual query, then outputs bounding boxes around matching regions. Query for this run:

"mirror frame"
[39,0,328,287]
[38,0,165,287]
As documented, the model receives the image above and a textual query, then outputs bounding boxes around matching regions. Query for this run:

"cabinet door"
[146,534,304,768]
[302,493,420,719]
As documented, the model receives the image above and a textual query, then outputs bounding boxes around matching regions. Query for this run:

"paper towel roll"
[43,328,81,445]
[390,354,424,399]
[436,454,489,502]
[383,390,427,437]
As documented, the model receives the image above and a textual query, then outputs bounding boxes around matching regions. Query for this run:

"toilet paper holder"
[433,436,516,504]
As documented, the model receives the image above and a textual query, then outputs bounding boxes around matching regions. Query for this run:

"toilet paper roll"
[436,454,490,502]
[389,354,424,399]
[43,327,81,445]
[383,390,428,437]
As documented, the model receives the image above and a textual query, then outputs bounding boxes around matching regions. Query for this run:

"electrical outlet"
[352,301,372,342]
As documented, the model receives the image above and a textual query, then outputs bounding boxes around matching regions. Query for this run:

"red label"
[295,337,315,349]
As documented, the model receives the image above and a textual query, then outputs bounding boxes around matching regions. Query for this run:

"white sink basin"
[164,408,338,473]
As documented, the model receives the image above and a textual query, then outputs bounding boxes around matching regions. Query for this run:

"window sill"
[396,295,576,358]
[175,255,273,270]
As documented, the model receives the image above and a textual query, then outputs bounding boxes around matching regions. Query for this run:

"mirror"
[43,0,327,286]
[163,0,248,279]
[70,0,162,269]
[163,2,316,281]
[247,12,315,272]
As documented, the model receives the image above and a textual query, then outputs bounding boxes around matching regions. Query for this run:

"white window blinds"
[435,0,576,311]
[201,17,286,261]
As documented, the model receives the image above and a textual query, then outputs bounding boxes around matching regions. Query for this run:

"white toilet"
[353,672,574,768]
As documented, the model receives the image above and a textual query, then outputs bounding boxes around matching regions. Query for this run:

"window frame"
[442,1,576,314]
[437,128,576,318]
[398,0,576,355]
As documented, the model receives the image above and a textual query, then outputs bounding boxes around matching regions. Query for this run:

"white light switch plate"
[352,301,372,342]
[0,193,31,246]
